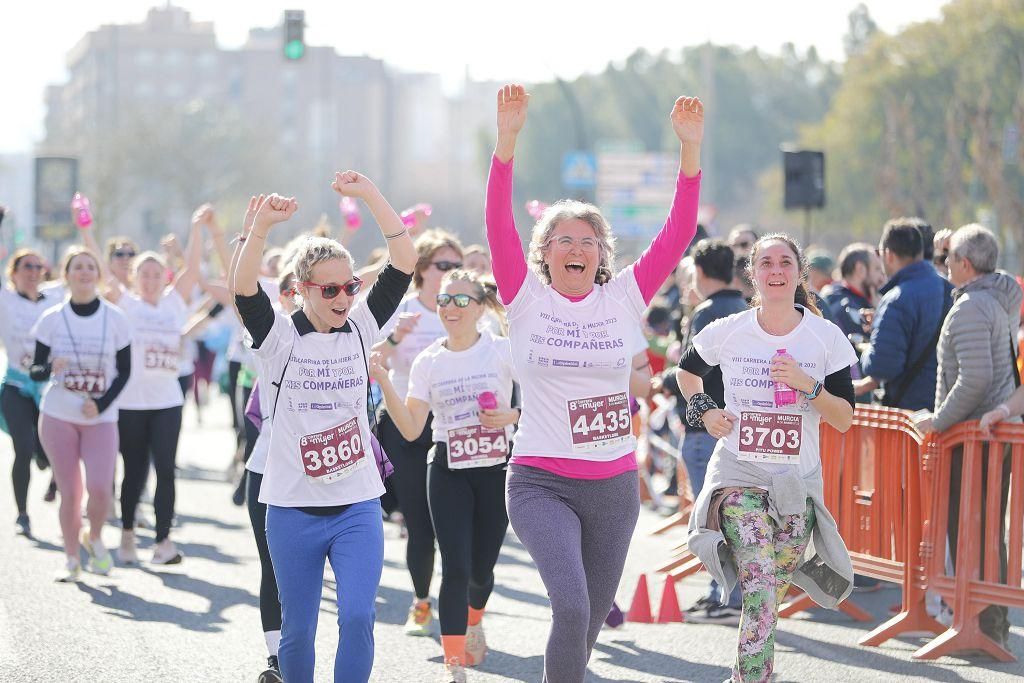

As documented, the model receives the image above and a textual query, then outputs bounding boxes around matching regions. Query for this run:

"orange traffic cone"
[656,574,683,623]
[626,574,653,623]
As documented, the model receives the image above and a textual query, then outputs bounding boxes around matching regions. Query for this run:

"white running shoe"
[441,657,467,683]
[117,529,138,565]
[151,539,183,565]
[55,558,81,583]
[81,531,113,575]
[465,623,487,666]
[404,600,434,636]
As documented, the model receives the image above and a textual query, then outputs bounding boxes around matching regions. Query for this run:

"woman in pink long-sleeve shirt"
[486,83,703,682]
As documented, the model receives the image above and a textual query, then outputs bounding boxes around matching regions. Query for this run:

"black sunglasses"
[301,276,362,299]
[112,250,136,259]
[436,293,481,308]
[432,261,462,272]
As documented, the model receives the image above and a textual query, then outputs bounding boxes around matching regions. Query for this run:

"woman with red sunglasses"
[232,171,415,683]
[372,228,466,636]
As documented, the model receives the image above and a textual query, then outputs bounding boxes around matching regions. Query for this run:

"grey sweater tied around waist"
[686,445,854,609]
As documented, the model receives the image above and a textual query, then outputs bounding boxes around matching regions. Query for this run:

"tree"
[798,0,1024,269]
[843,3,879,58]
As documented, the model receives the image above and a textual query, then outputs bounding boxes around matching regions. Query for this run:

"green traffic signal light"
[285,39,305,60]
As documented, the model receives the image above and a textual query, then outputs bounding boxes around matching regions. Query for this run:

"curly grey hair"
[291,236,354,284]
[527,200,616,285]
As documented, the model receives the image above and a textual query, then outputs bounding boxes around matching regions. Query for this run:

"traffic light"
[283,10,305,60]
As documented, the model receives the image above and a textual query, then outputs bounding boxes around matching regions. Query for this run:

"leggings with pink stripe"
[38,414,118,558]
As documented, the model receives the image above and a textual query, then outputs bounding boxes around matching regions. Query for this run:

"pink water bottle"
[339,196,361,230]
[71,193,93,228]
[477,391,498,411]
[400,203,432,228]
[773,349,799,407]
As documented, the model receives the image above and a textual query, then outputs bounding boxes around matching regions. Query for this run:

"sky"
[2,0,949,154]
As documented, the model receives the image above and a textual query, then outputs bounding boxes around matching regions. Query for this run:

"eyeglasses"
[436,293,481,308]
[111,250,136,259]
[19,263,45,271]
[431,261,462,272]
[301,276,362,299]
[549,236,599,251]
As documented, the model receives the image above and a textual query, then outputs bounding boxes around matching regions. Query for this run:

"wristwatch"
[802,380,823,400]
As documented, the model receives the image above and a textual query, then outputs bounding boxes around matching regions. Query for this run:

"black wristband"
[685,392,719,429]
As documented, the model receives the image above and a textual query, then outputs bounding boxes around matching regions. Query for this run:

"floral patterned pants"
[719,488,815,683]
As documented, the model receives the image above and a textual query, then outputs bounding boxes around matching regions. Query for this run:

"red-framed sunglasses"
[300,276,362,299]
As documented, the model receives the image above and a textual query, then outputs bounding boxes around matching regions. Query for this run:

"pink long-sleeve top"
[486,154,701,479]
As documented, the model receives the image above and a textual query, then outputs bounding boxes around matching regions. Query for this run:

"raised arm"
[632,97,704,305]
[331,171,415,275]
[486,84,531,305]
[206,206,232,278]
[72,209,123,303]
[369,352,430,440]
[173,205,206,302]
[234,195,297,298]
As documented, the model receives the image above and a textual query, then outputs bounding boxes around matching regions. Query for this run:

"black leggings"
[233,385,257,501]
[178,373,193,400]
[379,410,435,600]
[119,406,183,543]
[227,360,242,437]
[427,454,509,635]
[247,471,282,633]
[1,384,43,515]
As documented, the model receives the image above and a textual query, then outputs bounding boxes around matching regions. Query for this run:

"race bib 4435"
[567,392,632,452]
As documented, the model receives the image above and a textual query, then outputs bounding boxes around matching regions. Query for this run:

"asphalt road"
[1,394,1020,682]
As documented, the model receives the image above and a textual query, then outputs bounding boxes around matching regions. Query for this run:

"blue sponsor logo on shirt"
[311,402,334,411]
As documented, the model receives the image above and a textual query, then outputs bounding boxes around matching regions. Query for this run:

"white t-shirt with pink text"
[506,267,647,462]
[692,306,857,475]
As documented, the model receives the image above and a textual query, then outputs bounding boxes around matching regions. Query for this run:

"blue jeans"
[266,500,384,683]
[681,430,741,609]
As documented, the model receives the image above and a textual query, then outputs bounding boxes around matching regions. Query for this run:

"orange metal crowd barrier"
[781,406,925,625]
[914,421,1024,661]
[649,407,1024,662]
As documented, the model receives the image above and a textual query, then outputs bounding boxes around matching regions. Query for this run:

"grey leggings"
[506,464,640,683]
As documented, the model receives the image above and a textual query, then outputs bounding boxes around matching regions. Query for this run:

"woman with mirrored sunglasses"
[232,171,416,683]
[371,268,515,681]
[486,83,703,682]
[372,228,466,637]
[0,249,64,538]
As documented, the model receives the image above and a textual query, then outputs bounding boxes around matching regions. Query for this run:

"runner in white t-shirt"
[486,84,704,681]
[371,269,516,679]
[244,258,298,683]
[0,249,63,537]
[232,174,416,683]
[30,247,134,582]
[677,233,856,683]
[372,229,463,636]
[105,209,205,566]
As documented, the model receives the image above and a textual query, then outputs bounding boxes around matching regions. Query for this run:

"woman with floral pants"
[720,489,815,680]
[679,233,858,682]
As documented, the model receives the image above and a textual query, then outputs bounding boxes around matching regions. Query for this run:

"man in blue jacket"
[857,219,953,410]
